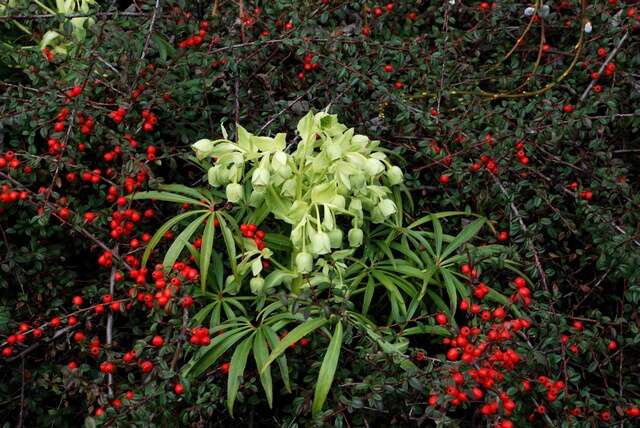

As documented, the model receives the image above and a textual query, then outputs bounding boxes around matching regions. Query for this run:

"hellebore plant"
[133,111,514,417]
[192,110,405,294]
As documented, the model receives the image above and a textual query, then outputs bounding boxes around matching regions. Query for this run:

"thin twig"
[493,176,550,292]
[140,0,162,61]
[18,357,25,428]
[259,87,316,134]
[0,11,158,21]
[580,31,629,102]
[106,247,118,398]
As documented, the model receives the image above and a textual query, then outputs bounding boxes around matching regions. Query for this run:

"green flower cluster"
[192,111,405,275]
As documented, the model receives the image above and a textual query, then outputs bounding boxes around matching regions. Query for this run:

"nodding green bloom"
[364,158,385,177]
[311,231,331,255]
[271,151,290,174]
[328,228,343,248]
[250,276,265,295]
[348,228,364,247]
[249,189,265,207]
[226,183,244,203]
[349,199,363,219]
[378,199,397,218]
[193,139,216,160]
[251,167,270,187]
[386,166,404,186]
[330,194,346,210]
[296,252,313,273]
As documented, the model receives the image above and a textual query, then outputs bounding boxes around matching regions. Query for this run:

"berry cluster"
[239,223,267,251]
[0,184,27,207]
[297,53,320,81]
[513,140,529,166]
[177,20,208,49]
[141,109,158,133]
[109,106,127,124]
[189,327,211,346]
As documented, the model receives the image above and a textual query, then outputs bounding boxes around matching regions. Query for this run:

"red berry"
[446,348,460,361]
[151,335,164,347]
[435,313,448,325]
[174,383,185,395]
[140,360,154,373]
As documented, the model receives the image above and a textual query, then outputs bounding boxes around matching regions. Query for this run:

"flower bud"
[250,276,265,295]
[348,228,363,247]
[296,252,313,273]
[282,178,297,198]
[351,135,369,146]
[386,166,404,185]
[328,228,343,248]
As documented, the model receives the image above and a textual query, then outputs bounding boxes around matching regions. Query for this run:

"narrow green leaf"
[371,271,407,320]
[263,326,291,392]
[142,210,208,267]
[183,327,252,378]
[440,269,458,315]
[200,214,215,292]
[441,217,485,260]
[253,329,273,408]
[431,215,443,257]
[129,190,208,207]
[362,276,375,315]
[158,184,208,200]
[261,318,327,372]
[407,268,434,320]
[402,325,452,336]
[216,212,239,281]
[312,321,343,416]
[227,336,253,415]
[163,213,208,271]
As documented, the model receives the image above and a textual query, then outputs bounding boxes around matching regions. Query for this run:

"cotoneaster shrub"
[0,0,638,427]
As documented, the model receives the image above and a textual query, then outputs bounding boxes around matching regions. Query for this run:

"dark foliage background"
[0,0,639,426]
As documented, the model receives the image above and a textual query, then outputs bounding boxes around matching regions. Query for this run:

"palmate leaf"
[312,321,343,416]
